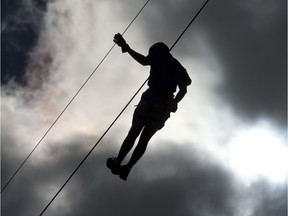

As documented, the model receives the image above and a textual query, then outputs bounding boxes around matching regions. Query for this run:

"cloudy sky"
[1,0,287,215]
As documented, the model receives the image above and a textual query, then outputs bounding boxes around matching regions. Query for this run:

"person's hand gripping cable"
[113,33,130,53]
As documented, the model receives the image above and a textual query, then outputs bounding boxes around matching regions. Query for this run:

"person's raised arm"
[126,48,150,66]
[113,33,150,66]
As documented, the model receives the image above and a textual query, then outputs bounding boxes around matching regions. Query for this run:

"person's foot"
[106,157,121,175]
[119,165,131,181]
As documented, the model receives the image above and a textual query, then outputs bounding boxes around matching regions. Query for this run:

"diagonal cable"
[38,0,211,215]
[1,0,151,193]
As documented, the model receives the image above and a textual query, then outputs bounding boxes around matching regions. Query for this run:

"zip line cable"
[1,0,150,193]
[38,0,211,215]
[169,0,210,51]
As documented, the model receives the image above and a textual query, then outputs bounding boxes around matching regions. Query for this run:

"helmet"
[149,42,169,55]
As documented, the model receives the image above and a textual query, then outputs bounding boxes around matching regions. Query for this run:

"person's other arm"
[169,83,187,113]
[174,83,187,103]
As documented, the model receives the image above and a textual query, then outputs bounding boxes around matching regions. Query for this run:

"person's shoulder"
[171,57,192,86]
[171,57,186,72]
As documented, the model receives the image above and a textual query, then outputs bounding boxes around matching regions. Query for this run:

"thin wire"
[38,0,211,215]
[1,0,150,194]
[39,80,148,216]
[170,0,210,51]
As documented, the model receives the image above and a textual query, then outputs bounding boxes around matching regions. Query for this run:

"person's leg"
[119,126,158,180]
[117,123,144,163]
[127,126,158,168]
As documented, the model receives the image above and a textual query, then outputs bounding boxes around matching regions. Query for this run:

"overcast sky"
[1,0,287,215]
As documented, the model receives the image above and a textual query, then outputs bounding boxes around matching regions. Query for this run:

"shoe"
[106,157,121,175]
[119,165,131,181]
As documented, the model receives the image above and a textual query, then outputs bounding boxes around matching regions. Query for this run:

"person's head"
[149,42,169,55]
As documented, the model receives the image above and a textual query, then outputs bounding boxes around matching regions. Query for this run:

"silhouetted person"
[107,33,191,180]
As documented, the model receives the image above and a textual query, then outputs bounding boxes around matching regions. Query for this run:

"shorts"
[132,95,172,130]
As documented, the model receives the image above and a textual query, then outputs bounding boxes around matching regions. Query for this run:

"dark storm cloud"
[137,0,287,127]
[250,180,287,216]
[1,0,48,85]
[2,134,286,216]
[68,144,237,216]
[201,0,287,127]
[2,139,235,215]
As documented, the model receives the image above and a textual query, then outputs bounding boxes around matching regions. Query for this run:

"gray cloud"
[69,144,236,216]
[135,0,287,127]
[202,0,287,127]
[251,180,287,216]
[1,1,287,216]
[2,135,286,216]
